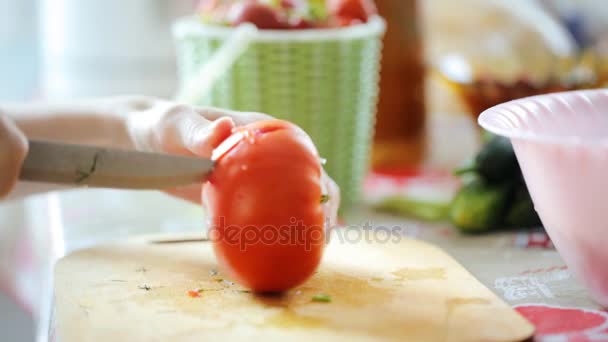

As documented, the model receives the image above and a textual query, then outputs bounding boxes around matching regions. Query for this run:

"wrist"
[1,101,134,148]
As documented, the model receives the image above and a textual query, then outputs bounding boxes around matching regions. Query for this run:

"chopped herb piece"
[312,293,331,303]
[320,194,330,204]
[138,285,152,291]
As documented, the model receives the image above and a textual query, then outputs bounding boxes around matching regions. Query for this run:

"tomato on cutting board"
[203,120,326,292]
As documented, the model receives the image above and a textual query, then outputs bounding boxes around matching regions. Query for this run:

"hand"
[0,113,28,198]
[121,96,340,225]
[321,169,340,228]
[2,95,340,224]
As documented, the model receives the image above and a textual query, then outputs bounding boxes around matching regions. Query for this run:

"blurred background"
[1,0,608,340]
[3,0,607,167]
[0,0,196,102]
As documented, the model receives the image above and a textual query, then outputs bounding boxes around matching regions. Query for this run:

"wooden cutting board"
[54,231,534,342]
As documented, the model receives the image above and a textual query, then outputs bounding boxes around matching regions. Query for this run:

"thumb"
[159,114,234,204]
[0,115,28,198]
[182,116,235,157]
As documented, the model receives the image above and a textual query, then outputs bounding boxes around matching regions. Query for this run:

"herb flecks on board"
[138,284,152,291]
[311,293,332,303]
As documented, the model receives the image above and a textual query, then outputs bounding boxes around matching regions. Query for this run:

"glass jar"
[372,0,426,171]
[431,0,602,121]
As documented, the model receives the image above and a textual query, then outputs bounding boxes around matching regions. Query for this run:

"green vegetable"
[475,135,520,182]
[504,186,542,228]
[263,0,282,7]
[449,178,512,233]
[456,135,520,183]
[451,132,542,231]
[376,196,451,221]
[307,0,328,21]
[454,158,477,176]
[481,130,495,143]
[311,293,332,303]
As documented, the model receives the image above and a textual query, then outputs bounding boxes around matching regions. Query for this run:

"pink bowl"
[479,89,608,307]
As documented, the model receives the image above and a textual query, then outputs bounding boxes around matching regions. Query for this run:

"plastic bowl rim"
[478,89,608,148]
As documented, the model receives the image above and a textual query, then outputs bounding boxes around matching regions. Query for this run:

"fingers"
[128,104,235,157]
[0,115,28,198]
[320,169,341,228]
[189,117,235,157]
[162,109,234,157]
[193,106,273,126]
[164,184,204,205]
[126,98,273,156]
[124,99,283,207]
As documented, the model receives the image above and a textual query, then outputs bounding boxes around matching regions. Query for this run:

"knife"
[19,140,215,189]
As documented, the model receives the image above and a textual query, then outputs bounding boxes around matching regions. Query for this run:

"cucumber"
[504,186,542,228]
[449,178,512,233]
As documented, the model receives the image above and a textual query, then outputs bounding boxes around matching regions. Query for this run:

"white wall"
[0,0,39,101]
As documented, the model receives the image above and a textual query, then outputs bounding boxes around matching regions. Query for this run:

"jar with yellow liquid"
[372,0,426,171]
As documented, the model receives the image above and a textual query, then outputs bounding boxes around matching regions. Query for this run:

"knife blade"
[19,140,214,189]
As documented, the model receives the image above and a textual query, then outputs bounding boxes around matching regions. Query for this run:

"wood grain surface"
[55,231,534,342]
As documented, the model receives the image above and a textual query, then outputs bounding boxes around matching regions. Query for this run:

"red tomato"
[288,17,315,29]
[228,1,289,29]
[332,16,362,27]
[280,0,297,9]
[203,120,326,292]
[327,0,377,23]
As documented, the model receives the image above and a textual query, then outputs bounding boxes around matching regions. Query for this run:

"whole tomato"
[288,17,315,29]
[280,0,297,9]
[327,0,377,23]
[227,1,289,29]
[204,120,327,292]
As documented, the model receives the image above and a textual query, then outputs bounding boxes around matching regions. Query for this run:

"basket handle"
[175,23,258,103]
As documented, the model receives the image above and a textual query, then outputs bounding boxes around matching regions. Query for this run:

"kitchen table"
[0,171,605,342]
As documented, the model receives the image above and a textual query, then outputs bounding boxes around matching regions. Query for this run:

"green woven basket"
[173,17,386,210]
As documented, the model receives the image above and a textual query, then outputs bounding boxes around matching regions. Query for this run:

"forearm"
[0,101,133,148]
[0,101,136,202]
